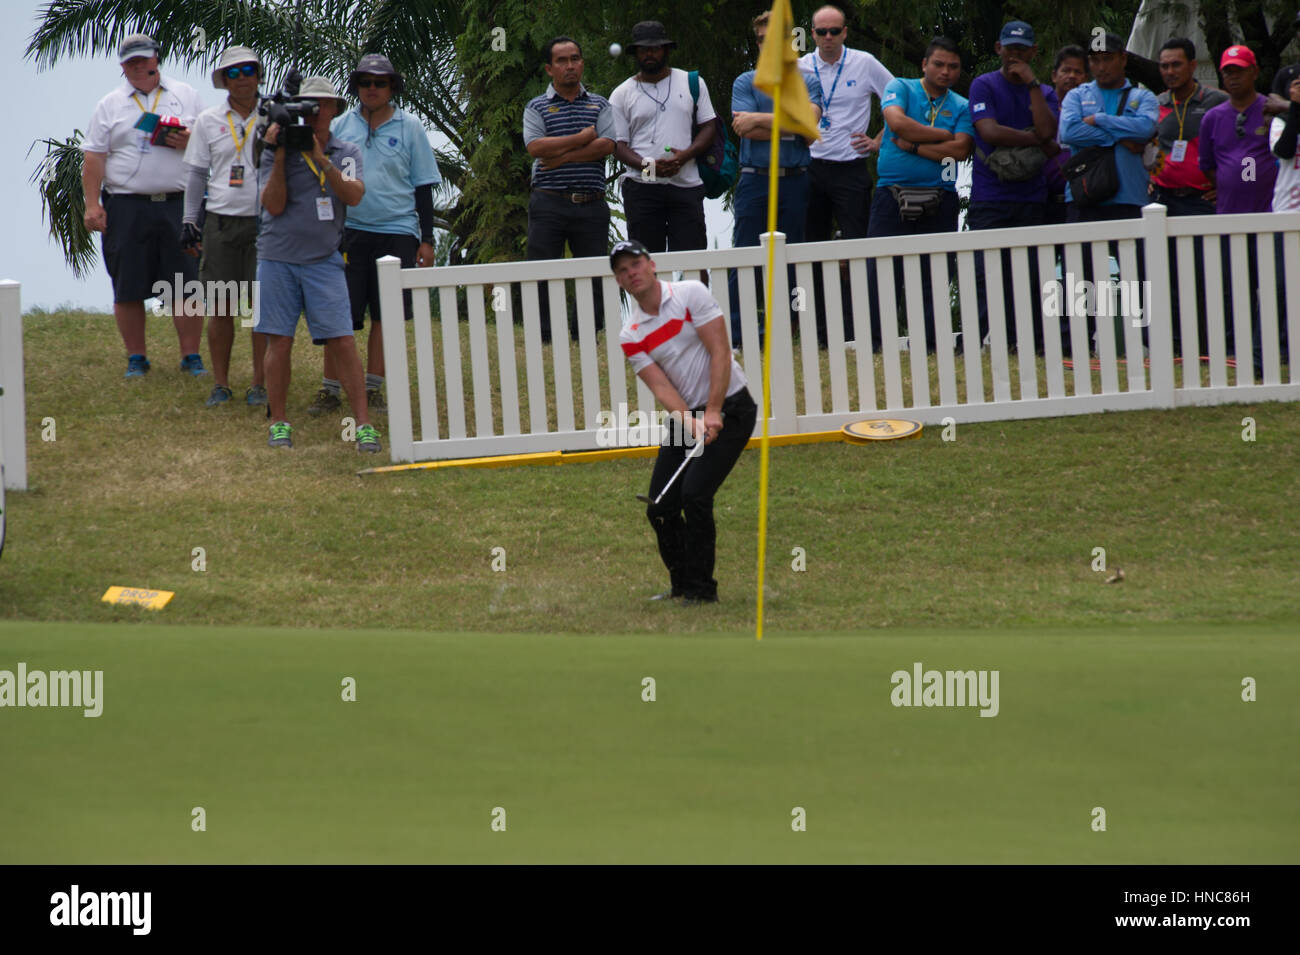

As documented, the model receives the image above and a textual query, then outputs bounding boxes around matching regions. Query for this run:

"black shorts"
[341,228,417,329]
[101,191,196,304]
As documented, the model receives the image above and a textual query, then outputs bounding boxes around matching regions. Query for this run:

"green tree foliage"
[25,0,1295,273]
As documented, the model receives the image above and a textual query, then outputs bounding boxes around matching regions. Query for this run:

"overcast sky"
[1,0,741,313]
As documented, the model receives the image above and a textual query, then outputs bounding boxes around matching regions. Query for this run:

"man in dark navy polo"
[523,36,616,341]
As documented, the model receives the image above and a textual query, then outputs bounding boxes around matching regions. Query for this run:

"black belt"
[1152,185,1210,199]
[106,191,183,202]
[810,157,868,165]
[740,166,807,177]
[534,188,604,204]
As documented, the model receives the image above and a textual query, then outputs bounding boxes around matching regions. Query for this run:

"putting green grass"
[1,619,1294,864]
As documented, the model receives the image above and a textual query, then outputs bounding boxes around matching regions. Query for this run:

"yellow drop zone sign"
[842,419,924,443]
[101,586,174,610]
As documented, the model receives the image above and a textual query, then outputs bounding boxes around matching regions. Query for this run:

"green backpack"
[688,70,738,199]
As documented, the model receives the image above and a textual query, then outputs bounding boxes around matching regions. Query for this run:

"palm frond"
[28,133,96,279]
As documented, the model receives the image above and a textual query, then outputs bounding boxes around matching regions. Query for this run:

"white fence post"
[1141,204,1175,407]
[760,232,798,434]
[0,281,27,491]
[376,256,414,462]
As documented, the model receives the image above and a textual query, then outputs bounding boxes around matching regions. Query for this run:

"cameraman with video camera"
[257,75,379,452]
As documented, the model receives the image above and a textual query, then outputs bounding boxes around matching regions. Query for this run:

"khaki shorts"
[199,213,258,315]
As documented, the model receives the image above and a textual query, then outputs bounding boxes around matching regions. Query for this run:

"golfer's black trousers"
[645,388,758,600]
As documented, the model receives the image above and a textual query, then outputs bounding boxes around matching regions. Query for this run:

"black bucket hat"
[348,53,405,97]
[628,21,676,50]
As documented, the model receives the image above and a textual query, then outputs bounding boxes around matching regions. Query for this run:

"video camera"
[254,68,317,162]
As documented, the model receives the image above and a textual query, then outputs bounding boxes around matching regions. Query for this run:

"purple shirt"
[1199,95,1278,213]
[1044,91,1069,195]
[968,70,1059,203]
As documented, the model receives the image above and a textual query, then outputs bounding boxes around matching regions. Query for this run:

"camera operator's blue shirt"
[331,107,441,239]
[256,135,363,264]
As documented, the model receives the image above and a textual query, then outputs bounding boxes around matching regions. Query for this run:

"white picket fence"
[0,280,27,491]
[377,205,1300,463]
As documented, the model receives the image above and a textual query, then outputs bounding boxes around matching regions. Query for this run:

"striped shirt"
[621,280,747,409]
[523,83,615,192]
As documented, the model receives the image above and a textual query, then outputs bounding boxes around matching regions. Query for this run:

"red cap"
[1220,45,1257,69]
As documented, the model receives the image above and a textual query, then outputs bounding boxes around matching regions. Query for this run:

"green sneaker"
[267,421,293,448]
[355,423,382,453]
[307,388,341,417]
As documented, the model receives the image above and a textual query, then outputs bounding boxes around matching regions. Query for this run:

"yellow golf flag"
[754,0,821,142]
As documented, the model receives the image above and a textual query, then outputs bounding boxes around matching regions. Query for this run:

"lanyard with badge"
[302,153,334,220]
[1168,82,1197,163]
[226,111,250,186]
[926,89,950,126]
[132,88,163,152]
[813,53,845,130]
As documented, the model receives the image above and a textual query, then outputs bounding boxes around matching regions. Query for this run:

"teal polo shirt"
[876,78,973,190]
[331,107,442,238]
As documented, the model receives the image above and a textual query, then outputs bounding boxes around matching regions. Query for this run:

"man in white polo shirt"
[613,239,757,605]
[83,33,205,379]
[610,21,716,254]
[798,4,894,241]
[183,45,267,407]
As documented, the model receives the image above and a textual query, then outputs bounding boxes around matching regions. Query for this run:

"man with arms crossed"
[613,240,757,606]
[318,53,442,416]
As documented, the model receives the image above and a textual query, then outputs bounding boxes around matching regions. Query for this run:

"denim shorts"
[254,253,353,341]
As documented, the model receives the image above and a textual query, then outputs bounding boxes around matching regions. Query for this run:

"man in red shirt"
[1150,37,1227,216]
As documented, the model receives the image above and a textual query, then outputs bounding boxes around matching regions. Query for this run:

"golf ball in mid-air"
[610,43,622,57]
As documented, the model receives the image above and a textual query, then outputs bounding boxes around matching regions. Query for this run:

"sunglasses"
[815,27,844,37]
[1235,111,1246,137]
[223,64,258,79]
[357,78,390,89]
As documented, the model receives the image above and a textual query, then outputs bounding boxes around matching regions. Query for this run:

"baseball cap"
[610,239,650,270]
[1273,62,1300,98]
[1219,45,1257,69]
[118,33,158,63]
[1092,33,1127,54]
[998,21,1035,47]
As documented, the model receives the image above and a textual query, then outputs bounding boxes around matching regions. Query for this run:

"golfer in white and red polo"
[612,239,757,605]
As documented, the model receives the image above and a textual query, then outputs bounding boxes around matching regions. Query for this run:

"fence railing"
[377,205,1300,463]
[0,280,27,491]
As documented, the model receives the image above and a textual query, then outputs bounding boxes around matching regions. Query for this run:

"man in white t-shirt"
[1269,64,1300,212]
[182,45,267,407]
[613,240,757,605]
[610,21,716,253]
[82,34,206,379]
[797,5,894,241]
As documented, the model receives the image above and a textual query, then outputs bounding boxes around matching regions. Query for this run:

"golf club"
[634,410,724,505]
[636,438,704,505]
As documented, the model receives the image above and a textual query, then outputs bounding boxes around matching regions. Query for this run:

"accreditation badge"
[229,164,245,187]
[1169,140,1188,163]
[315,197,334,221]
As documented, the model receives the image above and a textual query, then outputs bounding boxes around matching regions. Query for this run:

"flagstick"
[756,81,782,642]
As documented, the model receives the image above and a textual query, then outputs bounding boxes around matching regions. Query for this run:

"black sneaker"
[307,388,341,417]
[649,591,682,601]
[682,593,719,606]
